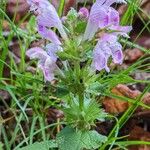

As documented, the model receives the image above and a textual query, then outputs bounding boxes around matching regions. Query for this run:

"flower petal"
[110,42,123,64]
[83,21,99,41]
[108,7,120,26]
[38,25,61,45]
[95,0,107,5]
[26,47,47,60]
[92,38,111,72]
[84,2,108,40]
[109,25,132,37]
[46,43,63,61]
[101,34,118,43]
[92,51,110,72]
[112,49,123,64]
[28,0,68,41]
[42,58,57,82]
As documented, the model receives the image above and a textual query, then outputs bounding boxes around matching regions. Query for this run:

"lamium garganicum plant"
[26,0,132,149]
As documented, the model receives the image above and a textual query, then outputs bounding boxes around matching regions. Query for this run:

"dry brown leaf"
[103,84,150,114]
[103,84,140,114]
[124,48,144,63]
[141,0,150,20]
[128,126,150,150]
[103,86,131,114]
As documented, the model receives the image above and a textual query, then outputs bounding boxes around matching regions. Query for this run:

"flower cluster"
[26,0,132,82]
[26,0,67,81]
[84,0,132,72]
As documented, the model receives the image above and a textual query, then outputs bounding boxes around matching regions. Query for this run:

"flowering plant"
[26,0,132,149]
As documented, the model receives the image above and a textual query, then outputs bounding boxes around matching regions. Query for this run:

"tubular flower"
[26,44,62,82]
[92,34,123,72]
[91,23,132,72]
[83,0,128,41]
[83,0,132,72]
[27,0,68,44]
[26,0,67,82]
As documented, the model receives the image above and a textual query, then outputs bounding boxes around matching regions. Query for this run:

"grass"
[0,0,150,150]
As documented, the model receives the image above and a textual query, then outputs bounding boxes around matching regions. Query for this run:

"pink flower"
[38,25,61,45]
[26,44,62,82]
[27,0,68,44]
[92,34,123,72]
[83,0,127,41]
[83,0,131,72]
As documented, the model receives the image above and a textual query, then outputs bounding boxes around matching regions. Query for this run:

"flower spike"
[83,0,129,41]
[27,0,68,43]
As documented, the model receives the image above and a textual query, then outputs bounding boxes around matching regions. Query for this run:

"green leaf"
[0,142,3,150]
[63,96,106,129]
[56,126,107,150]
[87,82,107,95]
[80,130,107,149]
[18,140,57,150]
[75,21,87,33]
[67,8,78,21]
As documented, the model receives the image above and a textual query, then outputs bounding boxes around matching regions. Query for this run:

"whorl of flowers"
[83,0,132,72]
[26,0,132,82]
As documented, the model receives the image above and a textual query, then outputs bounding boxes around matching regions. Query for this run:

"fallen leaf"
[128,126,150,150]
[103,86,130,114]
[103,84,140,114]
[124,48,144,63]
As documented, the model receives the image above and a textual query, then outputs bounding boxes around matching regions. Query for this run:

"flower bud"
[78,7,89,19]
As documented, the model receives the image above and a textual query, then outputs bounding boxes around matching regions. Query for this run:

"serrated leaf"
[87,82,107,95]
[18,140,57,150]
[56,126,107,150]
[80,130,107,149]
[75,21,87,33]
[67,8,78,21]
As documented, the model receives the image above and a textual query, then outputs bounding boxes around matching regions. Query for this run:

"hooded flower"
[92,34,123,72]
[27,0,68,44]
[83,0,132,72]
[91,22,131,72]
[83,0,128,41]
[26,44,62,82]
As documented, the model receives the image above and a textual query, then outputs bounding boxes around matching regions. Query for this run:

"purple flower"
[78,7,89,19]
[83,0,127,41]
[92,34,123,72]
[83,2,107,41]
[27,0,68,44]
[108,25,132,38]
[46,43,63,61]
[26,44,62,82]
[92,49,110,72]
[27,0,48,14]
[83,0,132,72]
[38,25,61,45]
[107,7,120,26]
